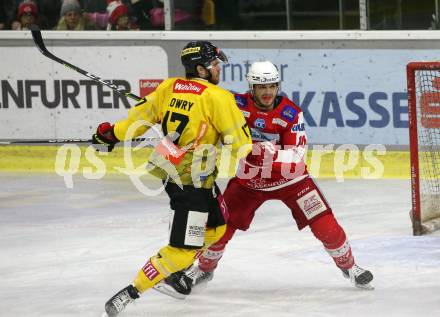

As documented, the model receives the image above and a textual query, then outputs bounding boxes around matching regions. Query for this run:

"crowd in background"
[0,0,221,31]
[0,0,438,31]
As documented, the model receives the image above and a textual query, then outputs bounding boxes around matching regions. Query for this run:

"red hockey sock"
[199,226,236,272]
[309,214,354,270]
[199,242,226,272]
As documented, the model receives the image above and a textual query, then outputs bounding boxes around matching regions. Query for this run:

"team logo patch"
[291,123,305,132]
[173,79,207,95]
[254,118,266,129]
[281,106,298,122]
[296,189,327,220]
[272,118,288,127]
[235,95,248,108]
[142,261,160,281]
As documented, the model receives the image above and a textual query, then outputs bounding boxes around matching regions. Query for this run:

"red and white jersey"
[234,92,308,190]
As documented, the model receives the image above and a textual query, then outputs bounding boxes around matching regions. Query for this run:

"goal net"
[407,62,440,235]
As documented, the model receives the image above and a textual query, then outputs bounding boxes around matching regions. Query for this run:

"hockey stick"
[30,24,142,102]
[0,137,158,145]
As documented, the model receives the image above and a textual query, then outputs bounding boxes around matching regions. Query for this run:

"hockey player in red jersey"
[162,60,374,296]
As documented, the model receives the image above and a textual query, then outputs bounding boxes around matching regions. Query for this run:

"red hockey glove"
[92,122,119,152]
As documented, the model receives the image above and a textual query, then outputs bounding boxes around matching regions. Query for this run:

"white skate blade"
[354,283,375,290]
[153,282,187,300]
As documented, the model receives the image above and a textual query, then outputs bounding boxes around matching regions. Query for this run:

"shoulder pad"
[234,94,248,108]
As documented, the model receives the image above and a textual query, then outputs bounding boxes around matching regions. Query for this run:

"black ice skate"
[341,264,374,290]
[153,265,214,299]
[153,270,193,300]
[104,284,139,317]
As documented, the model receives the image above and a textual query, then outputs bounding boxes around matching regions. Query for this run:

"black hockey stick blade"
[1,139,92,145]
[0,137,158,145]
[30,25,142,102]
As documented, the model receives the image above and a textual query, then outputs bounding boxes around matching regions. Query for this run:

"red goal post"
[407,62,440,235]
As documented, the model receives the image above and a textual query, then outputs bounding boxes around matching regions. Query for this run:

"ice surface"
[1,173,439,317]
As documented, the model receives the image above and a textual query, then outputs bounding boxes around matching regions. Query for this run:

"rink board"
[0,145,410,180]
[3,30,440,147]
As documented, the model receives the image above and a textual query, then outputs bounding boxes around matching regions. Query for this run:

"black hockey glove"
[92,122,119,152]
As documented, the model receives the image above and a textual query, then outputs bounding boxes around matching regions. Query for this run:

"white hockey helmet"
[246,61,281,92]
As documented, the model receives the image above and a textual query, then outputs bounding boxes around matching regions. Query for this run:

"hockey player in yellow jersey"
[92,41,251,316]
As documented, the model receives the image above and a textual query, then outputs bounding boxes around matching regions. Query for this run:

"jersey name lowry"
[169,98,194,111]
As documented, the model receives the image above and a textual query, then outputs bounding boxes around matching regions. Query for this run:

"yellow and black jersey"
[113,77,251,188]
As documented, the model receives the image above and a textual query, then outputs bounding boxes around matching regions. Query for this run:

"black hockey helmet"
[181,41,228,76]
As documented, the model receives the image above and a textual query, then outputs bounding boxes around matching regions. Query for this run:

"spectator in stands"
[174,0,204,30]
[55,0,99,30]
[1,0,19,29]
[81,0,107,13]
[0,5,6,30]
[106,0,138,30]
[38,0,62,29]
[131,0,204,30]
[130,0,154,30]
[214,0,241,30]
[201,0,215,29]
[11,0,39,30]
[78,0,134,30]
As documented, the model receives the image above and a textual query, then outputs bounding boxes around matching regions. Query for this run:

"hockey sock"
[325,239,354,270]
[199,242,226,272]
[309,214,354,270]
[198,225,236,272]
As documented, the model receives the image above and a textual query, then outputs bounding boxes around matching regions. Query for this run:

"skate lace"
[351,264,365,277]
[184,266,198,280]
[195,270,212,283]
